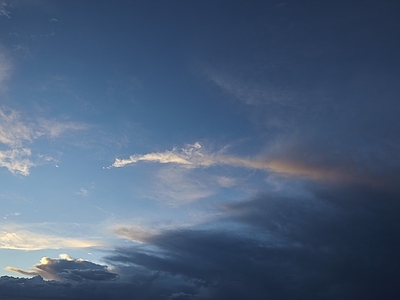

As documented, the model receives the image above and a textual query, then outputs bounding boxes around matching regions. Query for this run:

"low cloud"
[104,186,400,299]
[7,254,117,281]
[1,185,399,299]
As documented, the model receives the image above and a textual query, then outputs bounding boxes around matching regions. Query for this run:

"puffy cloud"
[7,254,117,281]
[1,257,197,300]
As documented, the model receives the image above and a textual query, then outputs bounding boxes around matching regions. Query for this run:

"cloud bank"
[2,184,399,299]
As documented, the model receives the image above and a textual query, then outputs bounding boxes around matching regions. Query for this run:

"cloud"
[0,1,10,18]
[0,108,88,175]
[110,142,378,185]
[111,142,202,168]
[77,188,89,196]
[0,228,103,250]
[0,109,33,147]
[1,257,198,300]
[1,174,399,300]
[150,166,217,204]
[7,254,117,281]
[0,148,34,175]
[205,67,297,107]
[37,118,88,138]
[0,49,11,90]
[2,212,20,219]
[113,224,159,244]
[104,186,400,299]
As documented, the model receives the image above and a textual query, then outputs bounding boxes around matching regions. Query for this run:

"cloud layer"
[2,184,399,299]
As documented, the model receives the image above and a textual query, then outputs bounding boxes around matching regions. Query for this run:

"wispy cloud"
[2,212,20,219]
[0,49,11,90]
[0,108,88,175]
[150,166,217,203]
[0,148,34,175]
[0,228,103,250]
[204,67,297,107]
[0,1,10,18]
[110,142,357,183]
[113,224,159,244]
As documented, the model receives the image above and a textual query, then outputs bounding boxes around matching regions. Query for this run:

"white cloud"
[111,143,200,168]
[37,118,88,138]
[77,188,89,196]
[2,212,20,219]
[0,108,88,175]
[0,228,103,250]
[0,148,34,175]
[215,176,236,187]
[0,1,10,18]
[111,142,360,183]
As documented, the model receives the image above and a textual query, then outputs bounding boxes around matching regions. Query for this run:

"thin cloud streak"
[110,142,365,183]
[0,229,103,250]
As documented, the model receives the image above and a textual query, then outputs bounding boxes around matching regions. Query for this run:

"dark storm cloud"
[0,273,177,300]
[101,184,400,300]
[1,185,399,299]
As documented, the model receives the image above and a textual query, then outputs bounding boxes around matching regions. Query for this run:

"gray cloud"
[7,254,117,281]
[105,185,400,300]
[3,185,398,299]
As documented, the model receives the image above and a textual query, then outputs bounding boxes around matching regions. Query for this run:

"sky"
[0,0,399,299]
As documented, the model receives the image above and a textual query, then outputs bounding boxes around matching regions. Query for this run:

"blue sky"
[0,1,400,299]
